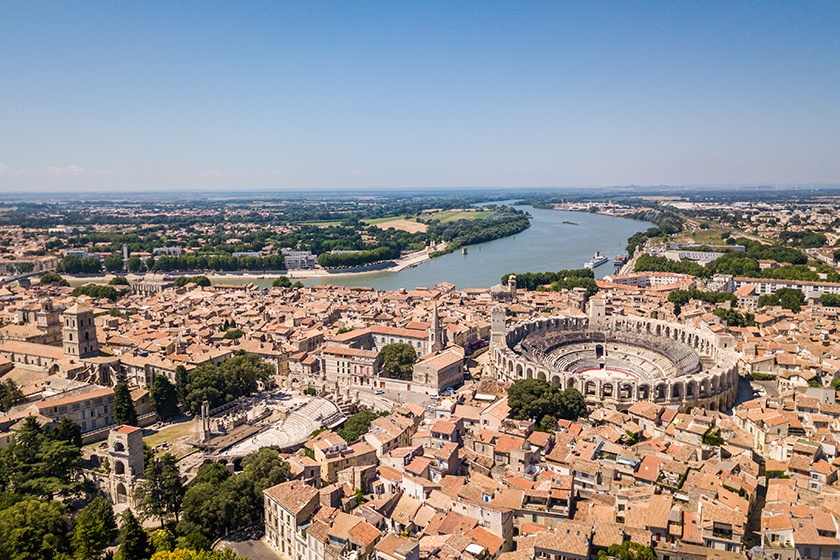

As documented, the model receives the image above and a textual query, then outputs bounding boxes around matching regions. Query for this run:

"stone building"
[63,303,99,358]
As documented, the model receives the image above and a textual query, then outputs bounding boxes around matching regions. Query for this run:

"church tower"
[63,303,99,358]
[429,303,443,353]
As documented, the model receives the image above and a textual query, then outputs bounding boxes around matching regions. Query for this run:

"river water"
[285,205,650,291]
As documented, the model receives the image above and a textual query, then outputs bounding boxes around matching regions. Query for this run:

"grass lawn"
[143,419,198,458]
[299,220,344,226]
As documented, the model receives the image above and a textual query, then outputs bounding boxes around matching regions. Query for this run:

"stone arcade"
[489,302,740,412]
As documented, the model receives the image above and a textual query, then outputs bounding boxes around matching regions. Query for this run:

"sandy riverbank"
[58,244,444,286]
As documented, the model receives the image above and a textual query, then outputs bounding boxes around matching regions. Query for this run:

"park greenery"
[667,289,737,316]
[173,276,211,287]
[337,410,389,442]
[179,447,291,540]
[820,293,840,307]
[183,353,274,414]
[317,245,400,268]
[379,343,418,380]
[427,206,531,256]
[758,288,806,313]
[507,379,587,432]
[40,271,70,286]
[0,417,133,560]
[713,307,756,327]
[72,284,120,301]
[597,541,656,560]
[501,268,599,297]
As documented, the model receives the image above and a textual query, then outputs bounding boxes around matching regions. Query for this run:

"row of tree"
[72,284,121,301]
[316,245,400,268]
[667,289,737,316]
[427,207,531,255]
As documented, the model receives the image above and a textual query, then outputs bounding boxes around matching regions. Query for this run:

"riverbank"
[57,243,446,287]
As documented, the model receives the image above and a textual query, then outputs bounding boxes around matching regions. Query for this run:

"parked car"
[429,392,440,400]
[374,389,385,395]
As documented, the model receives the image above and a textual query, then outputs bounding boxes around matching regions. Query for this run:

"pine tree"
[134,453,185,527]
[71,496,116,559]
[150,376,180,421]
[175,365,189,403]
[114,381,138,426]
[117,509,149,560]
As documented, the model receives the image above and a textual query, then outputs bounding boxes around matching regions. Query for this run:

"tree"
[151,527,177,553]
[110,276,130,285]
[118,509,150,560]
[184,354,273,414]
[175,365,189,403]
[758,288,806,313]
[192,462,231,487]
[379,343,417,380]
[71,496,116,559]
[240,446,291,494]
[72,284,119,301]
[337,410,380,442]
[114,382,138,426]
[0,379,24,412]
[151,547,244,559]
[150,375,180,421]
[507,379,587,431]
[223,328,244,340]
[134,453,185,528]
[0,497,71,559]
[597,541,655,560]
[180,448,289,540]
[271,276,292,288]
[0,416,82,497]
[821,293,840,307]
[49,416,83,447]
[126,256,144,273]
[104,254,125,273]
[40,271,70,286]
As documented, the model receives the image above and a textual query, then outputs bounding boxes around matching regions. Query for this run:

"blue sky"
[1,1,838,191]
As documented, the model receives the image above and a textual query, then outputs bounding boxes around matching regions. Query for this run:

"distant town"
[2,187,840,560]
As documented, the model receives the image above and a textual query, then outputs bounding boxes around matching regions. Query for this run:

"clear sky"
[1,1,838,192]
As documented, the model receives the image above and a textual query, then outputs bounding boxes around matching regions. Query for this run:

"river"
[60,205,651,291]
[288,205,650,290]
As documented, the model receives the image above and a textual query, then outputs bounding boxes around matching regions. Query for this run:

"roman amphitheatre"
[489,300,740,412]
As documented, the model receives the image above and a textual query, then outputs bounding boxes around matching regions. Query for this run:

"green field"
[299,219,345,226]
[362,215,412,225]
[428,209,496,223]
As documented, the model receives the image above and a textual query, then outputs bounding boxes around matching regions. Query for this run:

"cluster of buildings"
[0,250,840,560]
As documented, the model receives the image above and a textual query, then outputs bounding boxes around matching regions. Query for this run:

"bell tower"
[429,303,443,353]
[63,303,99,358]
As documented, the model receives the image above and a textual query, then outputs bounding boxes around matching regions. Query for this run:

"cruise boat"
[584,251,609,269]
[614,252,628,267]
